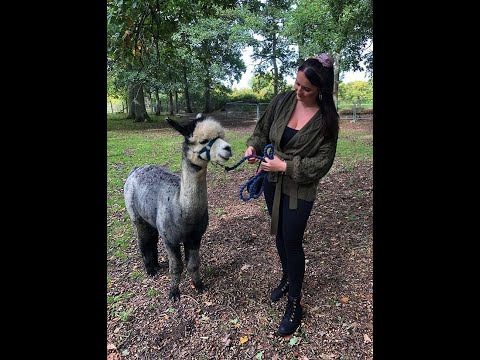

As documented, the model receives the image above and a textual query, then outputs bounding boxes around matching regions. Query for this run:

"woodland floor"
[107,117,373,360]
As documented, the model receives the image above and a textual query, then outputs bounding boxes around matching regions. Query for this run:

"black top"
[280,126,298,149]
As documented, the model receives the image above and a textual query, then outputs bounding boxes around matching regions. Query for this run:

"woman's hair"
[298,57,339,140]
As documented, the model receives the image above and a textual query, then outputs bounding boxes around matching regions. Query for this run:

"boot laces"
[289,301,297,322]
[283,298,299,322]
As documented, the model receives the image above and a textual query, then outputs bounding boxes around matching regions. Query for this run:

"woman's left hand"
[260,155,286,172]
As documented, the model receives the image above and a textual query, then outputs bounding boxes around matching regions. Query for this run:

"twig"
[180,294,201,307]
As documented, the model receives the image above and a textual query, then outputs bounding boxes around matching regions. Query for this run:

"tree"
[247,0,297,96]
[338,80,372,103]
[107,0,154,121]
[252,73,289,100]
[177,7,248,113]
[284,0,373,105]
[108,0,244,115]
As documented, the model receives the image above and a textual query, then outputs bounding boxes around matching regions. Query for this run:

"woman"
[244,53,339,336]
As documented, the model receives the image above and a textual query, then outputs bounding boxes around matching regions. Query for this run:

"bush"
[338,108,373,115]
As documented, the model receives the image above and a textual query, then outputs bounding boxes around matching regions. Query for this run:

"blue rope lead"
[225,144,274,201]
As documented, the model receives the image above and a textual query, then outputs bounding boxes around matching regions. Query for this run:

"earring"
[318,93,322,101]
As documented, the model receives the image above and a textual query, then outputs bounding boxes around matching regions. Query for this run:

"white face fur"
[187,118,232,166]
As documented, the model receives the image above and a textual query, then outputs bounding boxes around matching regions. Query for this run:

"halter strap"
[197,137,220,161]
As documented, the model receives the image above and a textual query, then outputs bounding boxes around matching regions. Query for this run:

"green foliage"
[128,270,144,281]
[117,309,133,322]
[247,0,298,94]
[147,288,158,297]
[107,292,133,307]
[284,0,372,74]
[108,0,251,113]
[229,88,261,103]
[253,73,292,101]
[108,0,372,114]
[338,80,373,103]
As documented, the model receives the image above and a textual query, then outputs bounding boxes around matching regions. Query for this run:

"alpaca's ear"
[166,117,190,137]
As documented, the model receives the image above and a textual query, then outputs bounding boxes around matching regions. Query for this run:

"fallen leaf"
[239,336,249,344]
[255,351,264,359]
[364,334,372,343]
[241,264,251,271]
[107,343,117,350]
[222,334,231,347]
[289,336,300,346]
[340,297,349,303]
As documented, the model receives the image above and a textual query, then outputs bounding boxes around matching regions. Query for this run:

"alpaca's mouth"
[218,154,231,162]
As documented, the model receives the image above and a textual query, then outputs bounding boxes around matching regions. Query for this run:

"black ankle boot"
[277,296,303,336]
[270,275,289,302]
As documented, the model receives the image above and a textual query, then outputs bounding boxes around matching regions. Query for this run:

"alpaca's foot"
[169,287,181,302]
[145,263,161,277]
[193,280,205,294]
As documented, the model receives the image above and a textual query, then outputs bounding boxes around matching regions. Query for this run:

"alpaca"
[123,114,232,301]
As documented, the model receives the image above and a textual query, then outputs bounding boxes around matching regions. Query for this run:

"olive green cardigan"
[246,90,338,234]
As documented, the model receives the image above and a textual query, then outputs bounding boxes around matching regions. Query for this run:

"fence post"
[352,101,357,122]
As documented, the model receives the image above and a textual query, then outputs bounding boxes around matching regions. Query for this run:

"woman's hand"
[260,155,287,173]
[245,146,258,164]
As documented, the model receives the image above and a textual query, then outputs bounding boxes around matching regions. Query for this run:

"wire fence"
[224,101,372,123]
[107,99,373,123]
[338,99,372,122]
[224,102,270,122]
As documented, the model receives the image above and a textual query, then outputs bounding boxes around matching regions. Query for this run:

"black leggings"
[263,179,314,298]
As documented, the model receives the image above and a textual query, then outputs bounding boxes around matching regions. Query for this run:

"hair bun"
[316,53,333,68]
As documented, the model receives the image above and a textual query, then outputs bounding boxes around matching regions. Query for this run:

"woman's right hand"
[245,146,258,164]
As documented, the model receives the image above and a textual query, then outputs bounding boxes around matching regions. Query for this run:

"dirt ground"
[107,118,373,359]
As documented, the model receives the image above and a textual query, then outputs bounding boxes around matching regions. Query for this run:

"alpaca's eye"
[199,139,209,145]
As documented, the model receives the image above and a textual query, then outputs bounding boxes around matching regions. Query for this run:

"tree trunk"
[175,92,179,113]
[182,65,193,113]
[272,36,279,96]
[127,83,135,119]
[204,85,211,114]
[130,83,151,122]
[168,90,174,115]
[154,89,161,115]
[204,69,211,114]
[110,101,113,113]
[333,54,340,110]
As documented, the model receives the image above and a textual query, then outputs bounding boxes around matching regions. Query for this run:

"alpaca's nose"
[224,145,232,153]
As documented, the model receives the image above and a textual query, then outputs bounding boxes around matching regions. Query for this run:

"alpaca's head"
[166,115,232,168]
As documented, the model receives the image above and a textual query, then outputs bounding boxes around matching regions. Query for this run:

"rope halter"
[196,136,220,161]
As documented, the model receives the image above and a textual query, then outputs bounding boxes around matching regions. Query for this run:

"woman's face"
[294,70,320,105]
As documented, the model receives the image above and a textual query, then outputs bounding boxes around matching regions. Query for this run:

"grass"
[336,129,372,166]
[107,113,372,265]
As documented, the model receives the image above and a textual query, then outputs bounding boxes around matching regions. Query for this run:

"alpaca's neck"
[179,159,208,222]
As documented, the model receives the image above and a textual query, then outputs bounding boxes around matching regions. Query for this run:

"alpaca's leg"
[134,219,160,276]
[185,245,204,294]
[164,241,183,301]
